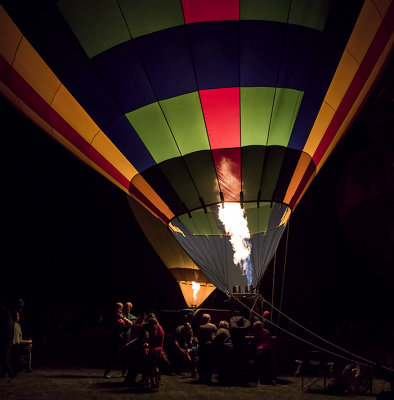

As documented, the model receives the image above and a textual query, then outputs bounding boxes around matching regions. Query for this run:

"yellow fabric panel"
[372,0,392,16]
[90,131,138,182]
[347,0,382,64]
[316,34,394,173]
[283,152,315,205]
[13,38,61,104]
[178,281,216,308]
[303,102,336,156]
[0,6,23,64]
[325,49,359,111]
[167,265,200,271]
[51,85,100,144]
[132,174,174,220]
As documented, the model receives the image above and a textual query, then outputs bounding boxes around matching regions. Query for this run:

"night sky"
[1,55,393,346]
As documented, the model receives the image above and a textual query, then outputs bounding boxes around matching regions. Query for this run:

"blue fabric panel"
[277,25,320,91]
[103,116,156,172]
[65,63,123,127]
[92,40,156,114]
[240,21,284,87]
[2,1,88,82]
[134,26,197,101]
[141,165,188,216]
[288,0,364,150]
[187,21,239,90]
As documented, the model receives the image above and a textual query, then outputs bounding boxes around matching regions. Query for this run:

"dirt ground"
[0,368,390,400]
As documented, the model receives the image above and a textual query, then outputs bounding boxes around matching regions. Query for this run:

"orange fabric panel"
[89,130,138,182]
[303,0,389,159]
[303,102,336,157]
[51,84,100,144]
[178,281,216,308]
[13,38,61,105]
[347,0,382,63]
[283,152,315,205]
[372,0,392,16]
[316,33,394,172]
[132,174,174,220]
[0,6,23,64]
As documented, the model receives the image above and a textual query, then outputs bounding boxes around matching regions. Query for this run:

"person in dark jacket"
[213,320,234,385]
[196,313,217,383]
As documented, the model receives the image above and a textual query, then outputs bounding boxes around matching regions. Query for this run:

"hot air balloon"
[0,0,392,300]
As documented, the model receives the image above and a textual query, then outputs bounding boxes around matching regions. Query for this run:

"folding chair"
[296,351,333,393]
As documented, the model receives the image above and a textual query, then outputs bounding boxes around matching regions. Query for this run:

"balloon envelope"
[128,195,215,307]
[1,0,392,295]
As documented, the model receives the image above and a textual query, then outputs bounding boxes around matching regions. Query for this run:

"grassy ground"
[0,368,389,400]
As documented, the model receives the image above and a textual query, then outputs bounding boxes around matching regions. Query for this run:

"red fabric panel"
[49,109,90,157]
[199,87,240,149]
[0,55,12,87]
[212,148,241,202]
[182,0,239,24]
[129,182,170,224]
[313,2,394,166]
[289,159,316,209]
[0,56,131,193]
[89,147,130,190]
[10,69,50,123]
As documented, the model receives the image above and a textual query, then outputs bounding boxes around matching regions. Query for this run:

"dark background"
[1,54,393,364]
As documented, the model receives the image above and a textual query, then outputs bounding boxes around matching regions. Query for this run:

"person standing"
[0,305,14,379]
[104,302,131,379]
[196,313,217,383]
[144,314,164,389]
[173,322,193,374]
[253,320,274,385]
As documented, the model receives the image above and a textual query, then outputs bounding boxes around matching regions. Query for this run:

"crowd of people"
[103,302,276,390]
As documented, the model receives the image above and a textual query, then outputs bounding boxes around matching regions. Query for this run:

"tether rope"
[231,293,393,374]
[277,218,290,330]
[231,294,375,368]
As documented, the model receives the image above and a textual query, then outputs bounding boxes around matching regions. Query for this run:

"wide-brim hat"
[229,315,250,329]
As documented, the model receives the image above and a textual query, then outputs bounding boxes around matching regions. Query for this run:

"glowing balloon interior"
[1,0,392,296]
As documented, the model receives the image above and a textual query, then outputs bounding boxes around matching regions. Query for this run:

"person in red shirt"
[144,313,164,389]
[253,320,274,384]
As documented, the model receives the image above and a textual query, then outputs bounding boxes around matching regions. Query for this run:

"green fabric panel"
[57,0,130,58]
[184,151,221,207]
[260,146,286,201]
[118,0,184,38]
[193,209,222,235]
[241,146,266,202]
[179,214,199,235]
[245,202,272,234]
[289,0,331,32]
[126,103,180,163]
[240,0,291,22]
[267,88,303,147]
[160,92,210,155]
[240,0,331,31]
[180,209,221,235]
[241,87,275,147]
[160,158,201,210]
